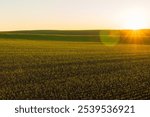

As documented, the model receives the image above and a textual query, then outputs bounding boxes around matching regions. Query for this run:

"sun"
[122,9,148,30]
[124,16,146,30]
[120,8,148,43]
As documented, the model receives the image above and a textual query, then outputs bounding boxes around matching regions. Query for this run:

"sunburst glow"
[121,30,147,45]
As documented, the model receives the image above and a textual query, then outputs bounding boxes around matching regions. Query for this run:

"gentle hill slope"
[0,30,150,44]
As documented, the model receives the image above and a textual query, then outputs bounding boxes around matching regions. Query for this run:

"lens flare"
[100,31,120,46]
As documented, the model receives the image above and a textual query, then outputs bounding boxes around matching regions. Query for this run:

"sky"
[0,0,150,31]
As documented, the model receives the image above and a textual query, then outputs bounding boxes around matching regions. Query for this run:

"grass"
[0,37,150,99]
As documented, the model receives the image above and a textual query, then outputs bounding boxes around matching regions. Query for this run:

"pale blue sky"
[0,0,150,31]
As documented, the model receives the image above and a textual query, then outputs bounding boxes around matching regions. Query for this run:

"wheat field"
[0,38,150,99]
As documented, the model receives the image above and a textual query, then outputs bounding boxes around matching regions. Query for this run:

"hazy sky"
[0,0,150,31]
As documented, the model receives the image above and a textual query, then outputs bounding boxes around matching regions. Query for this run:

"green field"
[0,30,150,99]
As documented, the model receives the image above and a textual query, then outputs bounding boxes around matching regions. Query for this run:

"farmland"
[0,30,150,99]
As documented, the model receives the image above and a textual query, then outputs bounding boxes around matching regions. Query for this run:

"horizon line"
[1,28,150,32]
